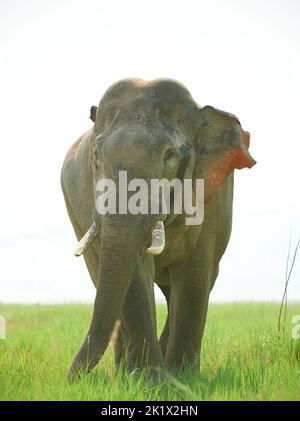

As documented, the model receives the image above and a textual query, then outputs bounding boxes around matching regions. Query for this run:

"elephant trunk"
[67,216,147,380]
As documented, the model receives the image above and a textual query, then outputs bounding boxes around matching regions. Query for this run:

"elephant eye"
[164,148,177,161]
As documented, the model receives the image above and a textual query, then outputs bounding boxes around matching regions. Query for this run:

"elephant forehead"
[98,78,197,127]
[100,78,192,103]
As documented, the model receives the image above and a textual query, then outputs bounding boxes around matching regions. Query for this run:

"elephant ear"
[194,106,256,202]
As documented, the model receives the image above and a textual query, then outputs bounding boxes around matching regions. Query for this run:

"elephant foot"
[128,367,194,398]
[164,354,200,375]
[161,376,194,399]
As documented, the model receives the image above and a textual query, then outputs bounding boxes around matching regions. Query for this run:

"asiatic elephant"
[61,78,256,380]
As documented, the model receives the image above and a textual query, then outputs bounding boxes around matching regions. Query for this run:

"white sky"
[0,0,300,303]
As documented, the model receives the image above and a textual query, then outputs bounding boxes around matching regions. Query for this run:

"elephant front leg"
[165,262,211,371]
[120,255,165,379]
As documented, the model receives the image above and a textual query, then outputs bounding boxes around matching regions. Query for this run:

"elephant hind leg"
[158,285,170,358]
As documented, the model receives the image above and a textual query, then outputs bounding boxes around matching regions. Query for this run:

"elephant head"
[68,78,255,379]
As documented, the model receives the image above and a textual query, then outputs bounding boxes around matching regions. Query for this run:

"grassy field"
[0,303,299,401]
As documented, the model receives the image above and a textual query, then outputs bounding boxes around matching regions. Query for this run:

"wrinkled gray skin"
[61,78,255,381]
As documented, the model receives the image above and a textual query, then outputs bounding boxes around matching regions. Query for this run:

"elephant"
[61,78,256,381]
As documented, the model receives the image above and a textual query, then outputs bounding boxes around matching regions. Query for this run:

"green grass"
[0,303,299,401]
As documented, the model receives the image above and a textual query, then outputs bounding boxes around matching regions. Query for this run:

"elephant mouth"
[166,213,188,231]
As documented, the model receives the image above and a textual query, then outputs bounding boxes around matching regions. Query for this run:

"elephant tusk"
[146,221,165,256]
[74,222,98,257]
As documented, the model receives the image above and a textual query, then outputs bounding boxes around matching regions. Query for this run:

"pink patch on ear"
[208,147,256,188]
[208,166,227,189]
[233,147,256,170]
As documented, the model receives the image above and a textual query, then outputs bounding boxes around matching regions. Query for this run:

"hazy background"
[1,0,299,303]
